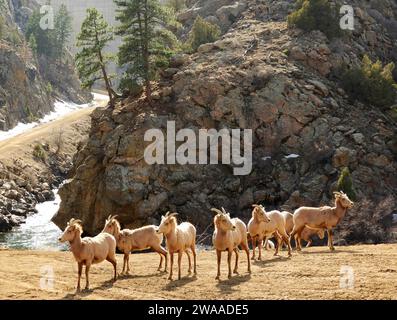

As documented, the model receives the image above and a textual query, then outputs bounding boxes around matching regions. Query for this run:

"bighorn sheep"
[59,218,117,291]
[249,205,292,258]
[280,210,324,248]
[102,215,167,274]
[300,227,325,247]
[212,207,251,280]
[156,212,197,280]
[290,191,354,251]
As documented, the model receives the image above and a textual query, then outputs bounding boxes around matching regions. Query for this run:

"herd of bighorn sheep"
[59,191,354,290]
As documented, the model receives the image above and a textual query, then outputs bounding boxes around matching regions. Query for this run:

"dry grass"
[0,244,396,300]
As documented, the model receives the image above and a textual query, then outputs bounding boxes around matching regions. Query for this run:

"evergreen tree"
[337,167,357,201]
[115,0,179,101]
[75,8,116,106]
[54,4,73,58]
[26,9,57,58]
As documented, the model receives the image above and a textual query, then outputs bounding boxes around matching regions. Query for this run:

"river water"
[0,191,67,251]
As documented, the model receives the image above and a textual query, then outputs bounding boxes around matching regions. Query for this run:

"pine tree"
[337,167,357,201]
[75,8,117,106]
[26,9,57,58]
[54,4,72,59]
[115,0,179,101]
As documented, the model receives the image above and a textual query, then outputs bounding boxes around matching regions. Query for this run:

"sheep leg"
[122,252,128,274]
[153,245,168,272]
[106,257,118,281]
[241,242,251,273]
[158,253,163,271]
[227,250,232,279]
[279,230,292,257]
[274,233,282,256]
[263,237,268,251]
[126,253,131,274]
[186,250,192,274]
[233,248,239,274]
[251,236,257,260]
[177,251,183,280]
[306,240,312,248]
[76,262,83,292]
[291,226,305,251]
[168,253,174,280]
[191,245,197,275]
[84,263,91,290]
[258,237,263,260]
[327,229,335,251]
[215,250,221,280]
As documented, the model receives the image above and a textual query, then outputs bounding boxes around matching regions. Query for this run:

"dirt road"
[0,106,95,162]
[0,244,396,300]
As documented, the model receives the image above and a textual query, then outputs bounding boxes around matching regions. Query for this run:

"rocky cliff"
[54,0,397,243]
[0,0,90,131]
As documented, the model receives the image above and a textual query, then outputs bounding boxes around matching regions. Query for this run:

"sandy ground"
[0,244,396,300]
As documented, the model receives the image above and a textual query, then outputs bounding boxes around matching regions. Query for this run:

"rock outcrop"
[54,0,397,243]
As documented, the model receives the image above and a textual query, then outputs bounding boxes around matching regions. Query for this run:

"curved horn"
[333,191,341,196]
[211,208,223,215]
[107,214,112,220]
[111,215,119,221]
[252,204,259,208]
[221,207,227,214]
[168,212,178,218]
[164,211,170,217]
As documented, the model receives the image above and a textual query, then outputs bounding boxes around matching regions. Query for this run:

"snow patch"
[0,93,108,142]
[285,154,300,159]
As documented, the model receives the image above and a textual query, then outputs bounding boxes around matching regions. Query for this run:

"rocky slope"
[0,0,90,131]
[54,0,397,243]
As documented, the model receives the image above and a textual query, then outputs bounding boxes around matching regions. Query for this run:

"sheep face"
[214,213,236,232]
[157,214,177,235]
[59,221,82,243]
[334,192,354,209]
[252,205,271,223]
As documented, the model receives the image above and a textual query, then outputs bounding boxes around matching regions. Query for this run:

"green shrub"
[166,0,186,13]
[342,55,397,109]
[336,167,357,201]
[186,15,221,52]
[33,144,46,161]
[287,0,341,39]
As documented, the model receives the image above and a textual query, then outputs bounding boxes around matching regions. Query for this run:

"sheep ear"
[221,207,227,214]
[252,204,259,208]
[169,212,178,218]
[164,211,170,217]
[161,215,165,220]
[112,215,119,221]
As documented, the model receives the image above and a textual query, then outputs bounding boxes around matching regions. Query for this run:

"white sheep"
[59,218,117,291]
[156,212,197,281]
[102,215,167,274]
[290,191,354,251]
[212,207,251,280]
[250,205,292,258]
